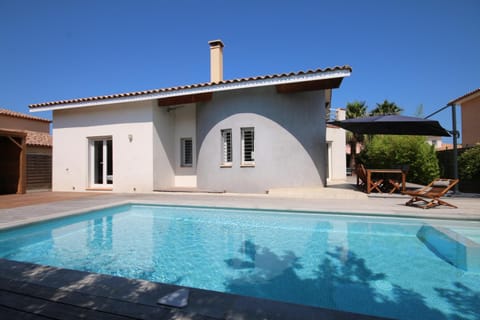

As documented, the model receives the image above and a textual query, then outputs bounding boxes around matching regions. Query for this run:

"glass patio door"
[90,138,113,187]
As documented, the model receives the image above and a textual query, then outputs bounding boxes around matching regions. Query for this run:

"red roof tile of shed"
[25,131,52,147]
[0,108,51,123]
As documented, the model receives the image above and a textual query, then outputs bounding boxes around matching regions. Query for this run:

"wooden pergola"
[0,129,27,194]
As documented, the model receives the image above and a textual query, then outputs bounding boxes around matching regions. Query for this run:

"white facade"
[32,40,351,193]
[51,87,351,193]
[171,104,197,188]
[426,136,443,149]
[53,99,202,192]
[196,87,327,193]
[40,62,351,193]
[326,108,347,181]
[53,101,156,192]
[326,125,347,181]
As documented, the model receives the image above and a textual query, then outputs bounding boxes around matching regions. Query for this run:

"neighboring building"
[0,109,52,194]
[426,136,443,150]
[326,108,347,180]
[449,88,480,147]
[29,40,351,193]
[438,143,462,151]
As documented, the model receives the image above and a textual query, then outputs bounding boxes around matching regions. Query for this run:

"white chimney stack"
[208,40,224,83]
[336,108,346,121]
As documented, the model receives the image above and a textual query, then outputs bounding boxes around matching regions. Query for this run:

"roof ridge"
[29,65,352,109]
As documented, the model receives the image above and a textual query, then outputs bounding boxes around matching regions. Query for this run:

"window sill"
[220,164,233,168]
[240,163,255,168]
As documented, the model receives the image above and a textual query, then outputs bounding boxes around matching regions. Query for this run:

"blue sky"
[1,0,478,143]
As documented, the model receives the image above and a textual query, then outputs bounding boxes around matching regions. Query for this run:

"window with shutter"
[181,138,193,167]
[241,127,255,166]
[221,129,232,166]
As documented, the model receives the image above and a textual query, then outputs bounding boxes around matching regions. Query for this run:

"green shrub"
[459,144,480,180]
[358,135,440,185]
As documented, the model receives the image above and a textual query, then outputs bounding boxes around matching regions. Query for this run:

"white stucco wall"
[172,104,197,187]
[196,86,327,193]
[51,85,333,193]
[152,104,175,190]
[326,126,347,180]
[426,136,443,149]
[52,101,156,192]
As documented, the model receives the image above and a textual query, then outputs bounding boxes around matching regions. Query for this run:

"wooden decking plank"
[0,289,137,320]
[0,277,216,320]
[0,305,53,320]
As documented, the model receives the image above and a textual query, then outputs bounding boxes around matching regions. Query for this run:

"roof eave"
[30,69,351,112]
[448,88,480,105]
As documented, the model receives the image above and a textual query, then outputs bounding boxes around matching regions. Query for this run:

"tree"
[345,101,368,169]
[459,144,480,180]
[358,135,440,185]
[370,100,403,116]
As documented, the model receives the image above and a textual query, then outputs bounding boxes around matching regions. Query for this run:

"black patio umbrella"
[328,115,450,136]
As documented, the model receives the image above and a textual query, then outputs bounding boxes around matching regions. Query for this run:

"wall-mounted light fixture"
[128,134,133,142]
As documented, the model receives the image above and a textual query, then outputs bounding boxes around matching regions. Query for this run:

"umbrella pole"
[426,105,459,193]
[451,104,459,193]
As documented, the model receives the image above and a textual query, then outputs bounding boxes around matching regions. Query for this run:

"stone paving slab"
[1,190,479,230]
[0,192,104,209]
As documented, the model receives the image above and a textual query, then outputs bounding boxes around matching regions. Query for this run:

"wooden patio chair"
[355,164,383,193]
[388,165,409,194]
[402,178,459,209]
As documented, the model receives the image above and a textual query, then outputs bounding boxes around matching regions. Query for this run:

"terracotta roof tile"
[29,66,352,109]
[449,88,480,105]
[25,131,52,147]
[0,108,51,122]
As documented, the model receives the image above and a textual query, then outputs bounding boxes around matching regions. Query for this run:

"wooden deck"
[0,259,219,320]
[0,259,383,320]
[0,277,214,319]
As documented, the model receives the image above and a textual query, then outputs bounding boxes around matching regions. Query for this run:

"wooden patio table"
[366,168,406,194]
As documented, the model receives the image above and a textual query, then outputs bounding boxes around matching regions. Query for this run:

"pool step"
[417,225,480,273]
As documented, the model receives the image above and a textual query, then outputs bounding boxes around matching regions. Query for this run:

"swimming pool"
[0,204,479,319]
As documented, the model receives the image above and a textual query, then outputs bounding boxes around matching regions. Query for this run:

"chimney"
[336,108,346,121]
[208,40,224,83]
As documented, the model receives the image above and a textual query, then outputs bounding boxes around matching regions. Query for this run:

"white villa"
[29,40,351,193]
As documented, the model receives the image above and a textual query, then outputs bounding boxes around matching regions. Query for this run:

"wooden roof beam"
[157,93,212,107]
[276,78,344,94]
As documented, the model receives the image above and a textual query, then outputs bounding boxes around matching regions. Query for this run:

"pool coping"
[1,196,480,231]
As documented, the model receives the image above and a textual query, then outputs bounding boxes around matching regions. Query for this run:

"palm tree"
[346,101,367,169]
[370,100,403,116]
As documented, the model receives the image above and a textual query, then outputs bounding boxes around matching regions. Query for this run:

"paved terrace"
[0,185,479,319]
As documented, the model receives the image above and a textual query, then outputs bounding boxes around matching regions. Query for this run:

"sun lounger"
[403,178,459,209]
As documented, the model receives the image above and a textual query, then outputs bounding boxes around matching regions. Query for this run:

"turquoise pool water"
[0,204,479,320]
